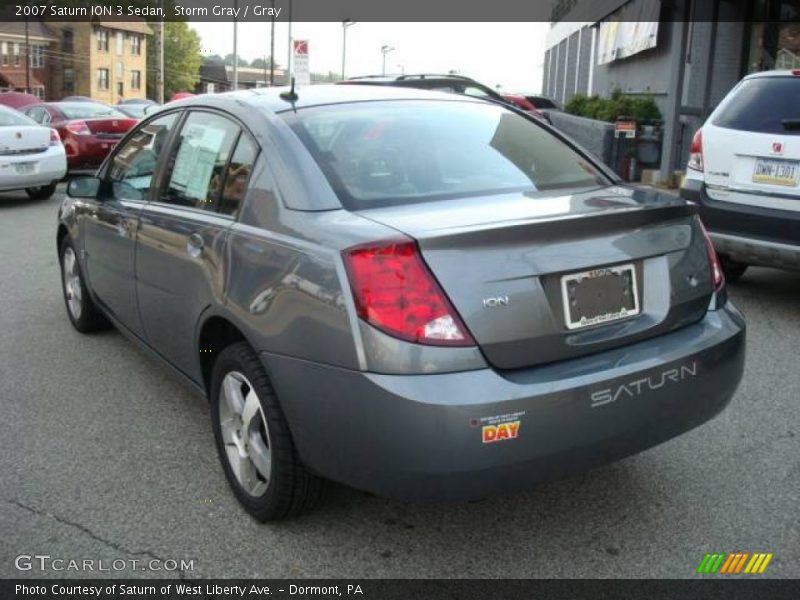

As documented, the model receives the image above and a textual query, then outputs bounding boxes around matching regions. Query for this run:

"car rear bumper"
[681,178,800,268]
[64,135,119,171]
[0,149,67,191]
[262,303,745,501]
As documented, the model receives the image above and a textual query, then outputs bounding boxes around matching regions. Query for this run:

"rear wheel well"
[198,317,247,394]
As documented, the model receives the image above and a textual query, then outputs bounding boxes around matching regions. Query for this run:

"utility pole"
[233,0,239,90]
[24,16,30,93]
[157,0,165,103]
[269,0,275,86]
[381,45,395,76]
[341,19,356,80]
[286,0,293,82]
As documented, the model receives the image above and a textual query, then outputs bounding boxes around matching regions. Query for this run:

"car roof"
[163,83,488,114]
[743,69,800,80]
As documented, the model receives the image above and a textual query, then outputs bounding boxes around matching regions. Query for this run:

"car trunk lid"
[83,117,137,137]
[0,125,50,155]
[357,186,714,370]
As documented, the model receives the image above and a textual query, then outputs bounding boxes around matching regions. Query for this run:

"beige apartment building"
[48,21,151,103]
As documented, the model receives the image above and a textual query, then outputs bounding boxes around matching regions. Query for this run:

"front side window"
[108,112,179,200]
[284,100,607,208]
[161,112,240,211]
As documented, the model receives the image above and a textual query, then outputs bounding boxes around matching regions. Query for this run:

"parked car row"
[0,93,164,196]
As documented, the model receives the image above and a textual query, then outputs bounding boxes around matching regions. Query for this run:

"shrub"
[565,89,661,123]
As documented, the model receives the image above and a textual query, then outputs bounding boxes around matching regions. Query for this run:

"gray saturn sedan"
[57,85,745,521]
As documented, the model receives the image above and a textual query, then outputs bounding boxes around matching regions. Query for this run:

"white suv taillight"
[697,217,724,291]
[343,238,475,346]
[688,128,704,172]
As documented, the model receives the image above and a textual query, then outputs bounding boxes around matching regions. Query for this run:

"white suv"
[681,70,800,281]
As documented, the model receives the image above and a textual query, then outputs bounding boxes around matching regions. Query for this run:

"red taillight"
[343,239,475,346]
[697,217,723,291]
[49,128,61,146]
[66,121,91,136]
[792,69,800,77]
[688,128,704,172]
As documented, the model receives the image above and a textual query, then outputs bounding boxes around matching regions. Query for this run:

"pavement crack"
[4,498,188,580]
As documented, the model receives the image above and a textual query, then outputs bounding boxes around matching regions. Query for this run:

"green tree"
[147,21,203,99]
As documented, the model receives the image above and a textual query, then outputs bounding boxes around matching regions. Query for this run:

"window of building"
[97,68,109,90]
[116,32,124,55]
[117,81,124,98]
[161,112,241,212]
[116,61,124,78]
[0,42,7,66]
[130,35,141,55]
[97,28,109,52]
[62,28,74,53]
[13,43,20,66]
[63,68,75,95]
[29,45,44,69]
[31,86,45,99]
[131,70,141,90]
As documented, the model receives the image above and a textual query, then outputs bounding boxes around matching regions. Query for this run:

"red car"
[21,102,137,172]
[502,93,552,124]
[0,91,42,110]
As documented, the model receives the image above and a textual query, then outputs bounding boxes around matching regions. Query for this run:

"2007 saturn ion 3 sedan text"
[57,86,746,521]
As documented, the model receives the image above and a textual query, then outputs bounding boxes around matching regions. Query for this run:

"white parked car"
[0,104,67,200]
[681,69,800,280]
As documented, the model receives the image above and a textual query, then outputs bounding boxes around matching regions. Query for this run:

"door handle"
[187,232,204,258]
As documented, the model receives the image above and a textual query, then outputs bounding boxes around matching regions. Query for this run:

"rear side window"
[283,100,607,209]
[713,77,800,135]
[0,105,35,126]
[161,112,239,211]
[218,134,258,217]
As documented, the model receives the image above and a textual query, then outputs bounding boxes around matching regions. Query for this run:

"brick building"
[0,21,58,99]
[47,21,152,103]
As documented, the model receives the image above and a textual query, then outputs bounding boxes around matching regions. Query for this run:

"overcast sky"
[189,22,549,93]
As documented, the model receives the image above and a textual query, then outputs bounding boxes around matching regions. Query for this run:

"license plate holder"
[14,162,36,175]
[752,158,799,187]
[561,264,640,330]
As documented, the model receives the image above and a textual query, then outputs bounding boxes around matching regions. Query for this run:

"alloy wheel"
[62,247,82,321]
[218,371,272,497]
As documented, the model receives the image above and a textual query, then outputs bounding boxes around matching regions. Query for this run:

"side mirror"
[67,176,101,199]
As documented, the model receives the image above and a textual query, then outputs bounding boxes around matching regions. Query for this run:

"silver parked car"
[58,86,745,521]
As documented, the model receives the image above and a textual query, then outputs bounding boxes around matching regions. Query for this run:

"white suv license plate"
[15,162,37,175]
[752,158,800,187]
[561,264,640,330]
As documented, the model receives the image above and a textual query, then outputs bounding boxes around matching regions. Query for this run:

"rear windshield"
[283,100,608,208]
[0,105,36,126]
[712,76,800,135]
[57,103,126,119]
[528,97,558,109]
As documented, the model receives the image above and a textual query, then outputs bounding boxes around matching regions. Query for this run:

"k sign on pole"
[293,40,310,86]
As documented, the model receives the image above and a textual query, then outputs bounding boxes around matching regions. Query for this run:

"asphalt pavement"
[0,187,797,579]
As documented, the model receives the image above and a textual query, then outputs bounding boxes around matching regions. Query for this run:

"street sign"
[293,40,310,86]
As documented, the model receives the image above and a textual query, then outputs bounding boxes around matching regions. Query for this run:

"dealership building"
[542,0,800,182]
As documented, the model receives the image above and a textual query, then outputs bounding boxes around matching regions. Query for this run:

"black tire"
[210,342,325,521]
[26,183,57,200]
[719,254,748,283]
[59,236,110,333]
